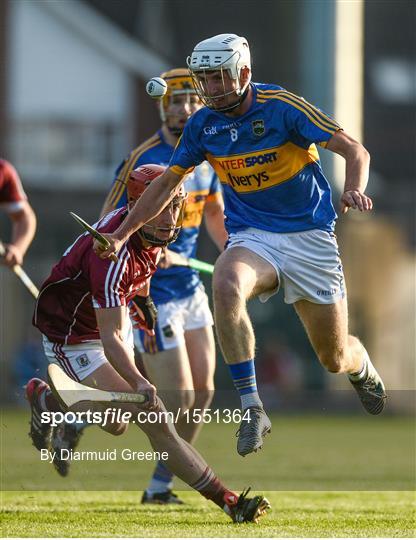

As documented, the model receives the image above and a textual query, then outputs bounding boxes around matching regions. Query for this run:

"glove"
[129,295,158,336]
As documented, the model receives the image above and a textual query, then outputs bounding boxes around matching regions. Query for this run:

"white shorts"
[134,285,214,354]
[226,227,345,305]
[42,324,134,382]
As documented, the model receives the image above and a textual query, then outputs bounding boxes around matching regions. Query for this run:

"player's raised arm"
[326,130,372,214]
[93,167,184,259]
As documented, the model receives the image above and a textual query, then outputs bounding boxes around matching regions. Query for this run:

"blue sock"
[228,360,263,410]
[147,460,174,495]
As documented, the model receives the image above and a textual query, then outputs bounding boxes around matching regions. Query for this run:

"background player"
[0,159,36,267]
[100,68,227,503]
[25,164,269,524]
[93,34,387,458]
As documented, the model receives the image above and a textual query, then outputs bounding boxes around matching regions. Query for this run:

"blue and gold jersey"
[106,129,221,304]
[170,83,341,234]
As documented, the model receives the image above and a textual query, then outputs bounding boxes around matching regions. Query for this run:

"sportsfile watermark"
[39,448,169,463]
[40,407,251,428]
[3,390,414,492]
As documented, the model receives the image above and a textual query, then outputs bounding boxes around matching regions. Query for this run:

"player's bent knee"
[213,272,244,309]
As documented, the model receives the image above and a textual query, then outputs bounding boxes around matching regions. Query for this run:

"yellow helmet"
[159,68,197,121]
[160,68,196,105]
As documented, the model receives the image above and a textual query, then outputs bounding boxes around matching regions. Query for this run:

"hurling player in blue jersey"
[99,69,227,503]
[94,35,387,458]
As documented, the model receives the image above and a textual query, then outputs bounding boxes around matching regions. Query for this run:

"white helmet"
[186,34,251,111]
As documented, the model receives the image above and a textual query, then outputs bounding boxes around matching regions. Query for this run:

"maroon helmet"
[127,164,186,246]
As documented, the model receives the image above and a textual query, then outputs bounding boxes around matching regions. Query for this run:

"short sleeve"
[89,247,131,309]
[0,161,27,210]
[280,91,342,149]
[206,170,222,202]
[169,119,206,175]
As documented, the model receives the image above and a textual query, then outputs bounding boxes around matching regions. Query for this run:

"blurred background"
[0,0,415,412]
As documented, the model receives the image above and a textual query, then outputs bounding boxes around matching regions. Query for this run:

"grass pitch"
[2,490,414,537]
[1,409,415,537]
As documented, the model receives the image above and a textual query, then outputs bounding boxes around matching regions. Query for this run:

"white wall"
[7,1,136,186]
[9,0,130,121]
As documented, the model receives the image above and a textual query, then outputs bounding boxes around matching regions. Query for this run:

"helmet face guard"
[158,69,199,132]
[186,34,251,112]
[139,190,187,247]
[128,164,187,247]
[188,58,247,113]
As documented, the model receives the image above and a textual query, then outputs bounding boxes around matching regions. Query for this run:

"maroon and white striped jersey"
[33,208,160,345]
[0,159,27,213]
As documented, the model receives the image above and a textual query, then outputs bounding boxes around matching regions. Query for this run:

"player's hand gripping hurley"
[70,212,119,263]
[0,240,39,298]
[47,364,147,409]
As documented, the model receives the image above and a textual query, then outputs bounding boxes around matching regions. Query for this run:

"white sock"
[146,478,173,496]
[349,355,368,381]
[240,391,263,410]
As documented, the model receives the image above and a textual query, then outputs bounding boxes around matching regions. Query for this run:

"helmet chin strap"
[160,92,196,134]
[214,85,250,113]
[137,227,175,247]
[162,108,187,137]
[166,124,183,136]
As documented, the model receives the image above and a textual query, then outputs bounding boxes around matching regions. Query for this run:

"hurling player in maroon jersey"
[0,159,36,268]
[25,163,270,523]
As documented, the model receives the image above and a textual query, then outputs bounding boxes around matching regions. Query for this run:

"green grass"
[1,490,414,537]
[1,409,415,536]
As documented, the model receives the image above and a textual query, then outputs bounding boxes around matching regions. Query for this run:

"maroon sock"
[191,467,238,509]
